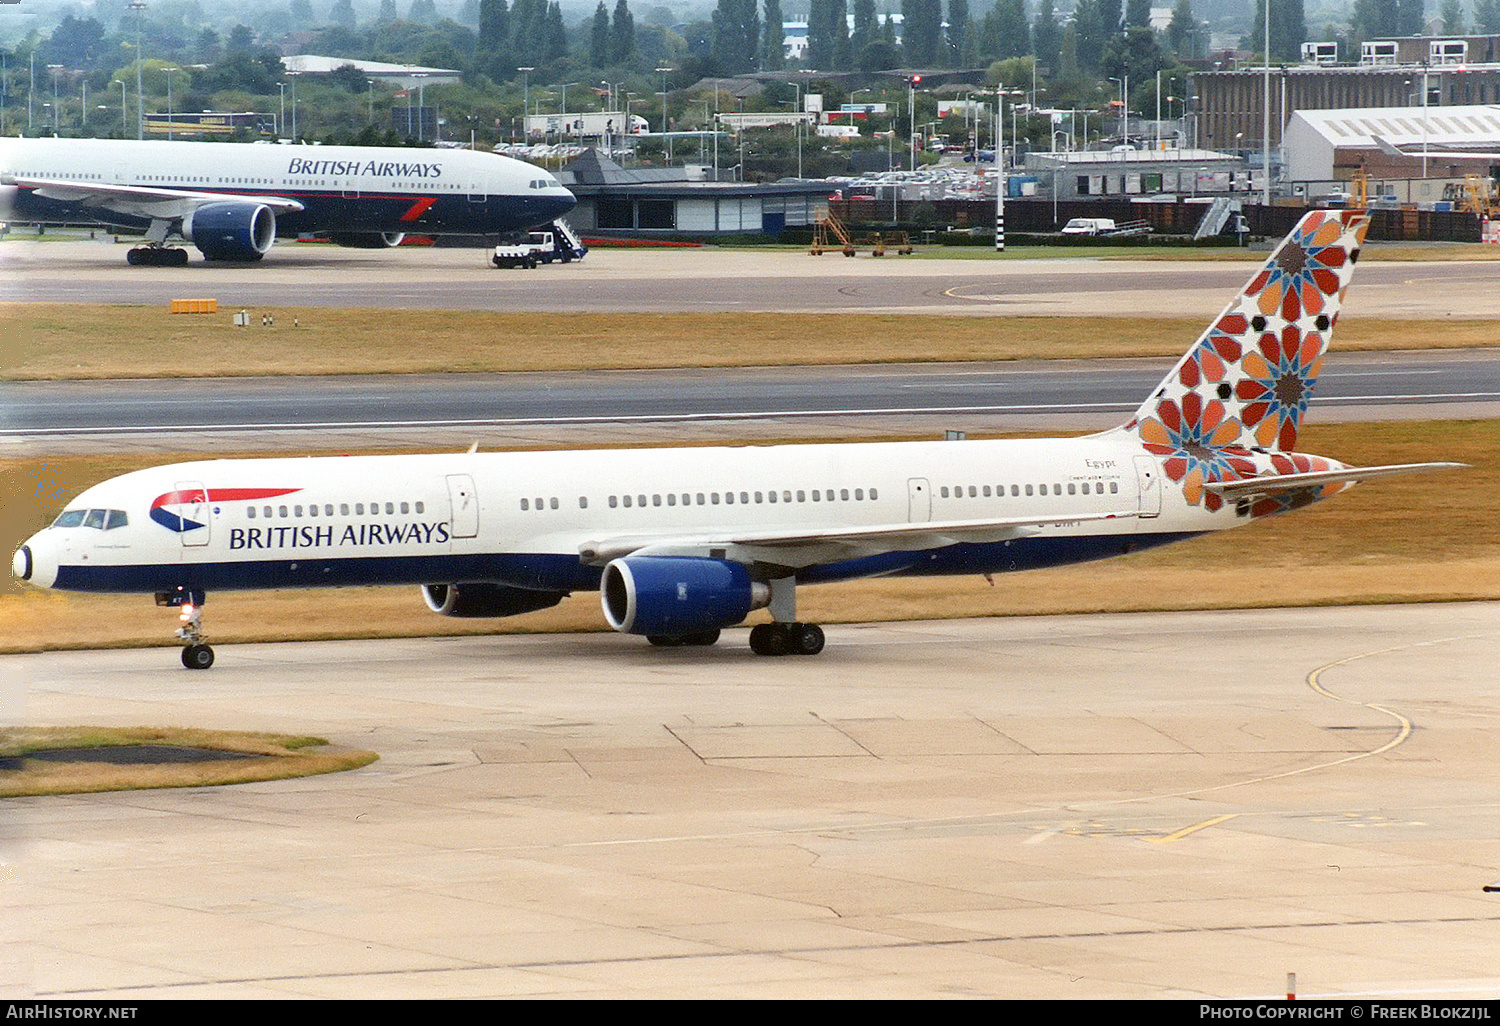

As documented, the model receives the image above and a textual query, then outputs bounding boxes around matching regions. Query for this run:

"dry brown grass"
[1,420,1493,654]
[0,725,378,797]
[4,304,1499,380]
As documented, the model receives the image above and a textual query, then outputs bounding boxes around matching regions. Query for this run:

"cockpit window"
[51,509,128,530]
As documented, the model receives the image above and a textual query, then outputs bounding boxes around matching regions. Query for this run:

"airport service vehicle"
[0,137,575,265]
[491,221,588,268]
[12,210,1460,668]
[1061,217,1116,236]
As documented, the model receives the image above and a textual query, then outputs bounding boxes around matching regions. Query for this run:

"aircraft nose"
[13,533,57,589]
[545,189,577,221]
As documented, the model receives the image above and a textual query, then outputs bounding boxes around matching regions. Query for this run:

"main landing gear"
[749,622,825,656]
[126,245,189,266]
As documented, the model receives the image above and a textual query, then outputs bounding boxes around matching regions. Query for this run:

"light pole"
[163,66,176,139]
[656,66,672,163]
[517,66,534,142]
[128,1,147,140]
[48,65,62,133]
[278,81,285,137]
[907,75,920,171]
[118,79,127,136]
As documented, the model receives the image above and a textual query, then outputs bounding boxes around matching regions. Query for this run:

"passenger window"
[755,491,763,503]
[796,490,805,502]
[385,502,394,515]
[247,507,257,519]
[1068,483,1076,495]
[521,498,529,510]
[854,489,863,500]
[1025,485,1033,496]
[940,486,949,498]
[653,494,661,507]
[579,497,588,509]
[609,495,618,508]
[1110,482,1119,494]
[725,492,734,504]
[840,489,849,500]
[550,497,558,510]
[309,505,318,517]
[415,502,424,514]
[711,493,720,504]
[340,504,349,515]
[667,494,676,506]
[741,492,749,504]
[983,486,991,497]
[355,504,364,515]
[401,502,409,514]
[623,495,632,508]
[870,488,878,499]
[768,491,778,503]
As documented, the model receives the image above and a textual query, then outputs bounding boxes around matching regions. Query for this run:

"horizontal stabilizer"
[1203,462,1467,499]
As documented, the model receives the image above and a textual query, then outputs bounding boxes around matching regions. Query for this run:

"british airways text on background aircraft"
[0,137,576,264]
[11,210,1462,668]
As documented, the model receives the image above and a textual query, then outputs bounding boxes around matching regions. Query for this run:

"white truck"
[491,221,588,269]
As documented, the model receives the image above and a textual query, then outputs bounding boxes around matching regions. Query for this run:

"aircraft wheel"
[792,623,825,656]
[647,635,684,647]
[181,644,215,670]
[683,629,720,647]
[749,623,788,657]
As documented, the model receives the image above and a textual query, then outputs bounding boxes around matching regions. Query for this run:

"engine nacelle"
[601,557,768,636]
[422,582,567,618]
[327,231,406,248]
[0,184,16,220]
[182,201,276,261]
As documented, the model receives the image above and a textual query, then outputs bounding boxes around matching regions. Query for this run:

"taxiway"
[6,604,1499,998]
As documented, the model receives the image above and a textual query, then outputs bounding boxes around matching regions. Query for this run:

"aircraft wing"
[10,176,305,220]
[1203,462,1467,500]
[579,510,1138,569]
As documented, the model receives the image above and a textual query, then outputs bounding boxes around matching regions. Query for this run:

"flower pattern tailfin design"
[1120,210,1370,510]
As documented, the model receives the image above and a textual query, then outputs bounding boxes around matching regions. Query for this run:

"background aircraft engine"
[182,201,276,261]
[0,184,16,219]
[601,556,769,636]
[422,582,567,618]
[327,231,406,248]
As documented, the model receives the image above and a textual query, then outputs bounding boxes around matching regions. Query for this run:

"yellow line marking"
[1152,814,1239,843]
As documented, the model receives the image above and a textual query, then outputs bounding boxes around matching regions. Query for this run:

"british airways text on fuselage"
[285,158,445,179]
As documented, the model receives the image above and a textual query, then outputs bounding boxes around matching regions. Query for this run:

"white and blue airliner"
[11,210,1460,666]
[0,136,575,264]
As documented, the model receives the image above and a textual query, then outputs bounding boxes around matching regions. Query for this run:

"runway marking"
[1150,814,1239,843]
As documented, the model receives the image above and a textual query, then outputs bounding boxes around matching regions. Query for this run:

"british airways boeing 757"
[11,210,1462,666]
[0,137,575,264]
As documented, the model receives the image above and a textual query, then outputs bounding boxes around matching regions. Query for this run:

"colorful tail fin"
[1124,209,1371,454]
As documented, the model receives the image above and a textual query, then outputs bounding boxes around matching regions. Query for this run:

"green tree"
[1033,2,1061,75]
[610,0,636,64]
[762,0,787,70]
[945,0,969,68]
[591,1,611,65]
[900,0,943,66]
[712,0,762,74]
[1251,0,1305,61]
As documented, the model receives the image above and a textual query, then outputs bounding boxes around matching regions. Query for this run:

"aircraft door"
[1133,457,1161,518]
[175,481,211,547]
[908,478,931,522]
[447,474,479,538]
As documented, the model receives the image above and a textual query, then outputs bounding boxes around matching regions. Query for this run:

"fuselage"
[0,137,575,236]
[14,432,1312,599]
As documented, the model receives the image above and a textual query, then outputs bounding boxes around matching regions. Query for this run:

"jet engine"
[422,582,567,618]
[600,556,769,637]
[327,231,406,248]
[0,184,16,220]
[181,201,277,261]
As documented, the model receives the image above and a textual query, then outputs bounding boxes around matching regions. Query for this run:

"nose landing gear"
[158,588,214,669]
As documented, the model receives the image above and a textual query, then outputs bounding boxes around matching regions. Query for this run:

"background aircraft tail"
[1122,209,1371,454]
